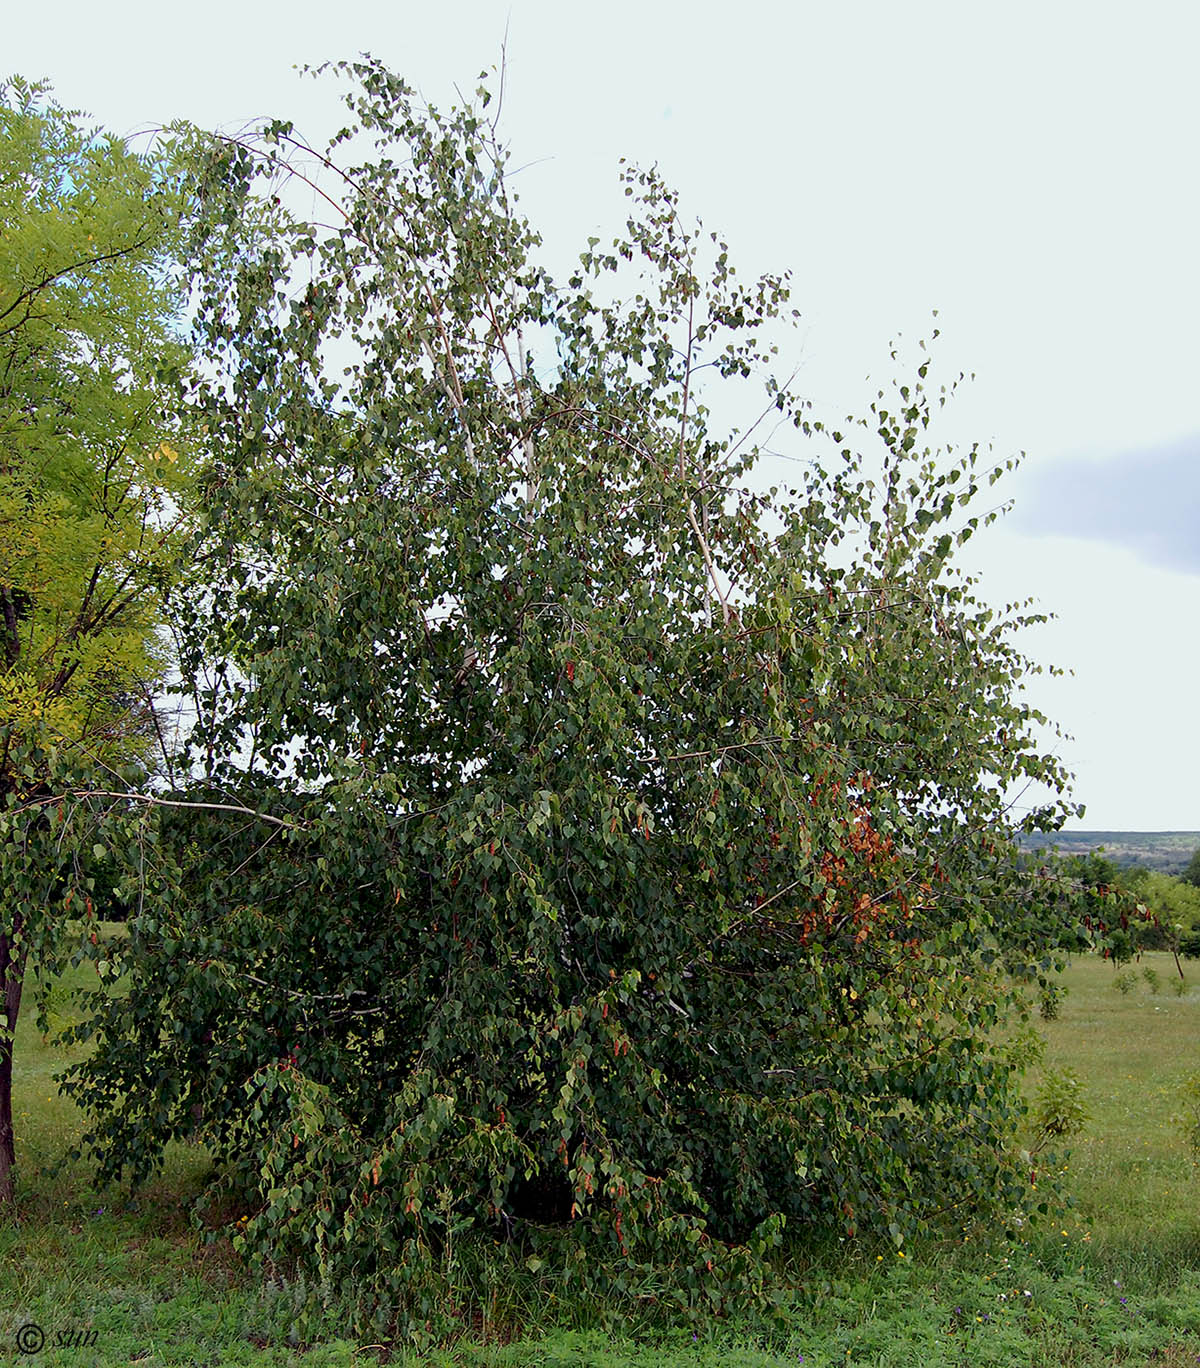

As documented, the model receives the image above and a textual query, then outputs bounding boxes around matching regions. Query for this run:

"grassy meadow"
[2,949,1199,1365]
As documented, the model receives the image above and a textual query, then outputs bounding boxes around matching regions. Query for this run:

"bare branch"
[10,790,301,831]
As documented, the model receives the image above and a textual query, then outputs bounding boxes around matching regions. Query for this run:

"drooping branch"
[10,789,302,831]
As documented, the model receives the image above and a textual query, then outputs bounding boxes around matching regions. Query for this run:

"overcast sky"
[7,0,1198,829]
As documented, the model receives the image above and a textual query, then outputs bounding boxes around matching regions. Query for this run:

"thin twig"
[10,790,301,831]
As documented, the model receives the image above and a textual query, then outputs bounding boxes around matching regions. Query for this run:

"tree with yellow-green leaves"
[0,78,194,1206]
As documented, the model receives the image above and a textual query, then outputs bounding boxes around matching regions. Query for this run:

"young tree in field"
[0,80,193,1206]
[65,61,1087,1330]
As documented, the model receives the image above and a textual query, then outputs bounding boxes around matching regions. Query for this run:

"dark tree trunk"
[0,587,21,668]
[0,922,26,1209]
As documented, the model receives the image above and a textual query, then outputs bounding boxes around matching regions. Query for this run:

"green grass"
[1034,952,1200,1270]
[2,951,1198,1365]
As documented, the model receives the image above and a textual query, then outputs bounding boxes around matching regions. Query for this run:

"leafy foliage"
[0,79,193,1202]
[0,80,193,760]
[63,61,1099,1334]
[1174,1072,1200,1162]
[1041,854,1160,964]
[1030,1067,1088,1147]
[1121,866,1200,950]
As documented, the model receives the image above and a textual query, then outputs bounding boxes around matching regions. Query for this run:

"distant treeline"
[1018,831,1200,878]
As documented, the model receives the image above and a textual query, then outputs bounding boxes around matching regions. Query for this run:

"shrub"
[1032,1067,1088,1145]
[1174,1074,1200,1162]
[61,59,1099,1336]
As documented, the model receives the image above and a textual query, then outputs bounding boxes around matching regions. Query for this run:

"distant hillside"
[1017,830,1200,877]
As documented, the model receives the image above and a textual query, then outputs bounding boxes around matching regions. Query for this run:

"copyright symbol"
[16,1322,45,1354]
